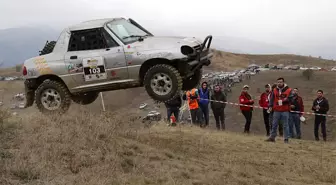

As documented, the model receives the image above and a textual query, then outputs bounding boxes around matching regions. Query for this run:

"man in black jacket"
[165,94,182,123]
[311,90,329,141]
[210,85,227,130]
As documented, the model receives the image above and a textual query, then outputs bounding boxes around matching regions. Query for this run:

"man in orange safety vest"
[186,88,201,125]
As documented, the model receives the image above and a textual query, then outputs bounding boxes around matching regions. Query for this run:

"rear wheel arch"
[34,75,68,90]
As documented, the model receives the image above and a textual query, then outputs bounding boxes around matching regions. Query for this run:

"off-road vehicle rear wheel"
[182,68,202,90]
[72,92,99,105]
[35,80,71,114]
[144,64,182,102]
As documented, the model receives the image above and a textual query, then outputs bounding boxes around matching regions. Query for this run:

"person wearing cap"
[288,88,304,139]
[198,82,210,127]
[266,77,295,143]
[239,85,254,133]
[259,84,272,136]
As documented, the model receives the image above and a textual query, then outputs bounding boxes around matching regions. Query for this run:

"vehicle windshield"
[106,19,149,44]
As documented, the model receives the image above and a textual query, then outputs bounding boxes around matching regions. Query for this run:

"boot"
[265,137,275,142]
[221,123,225,131]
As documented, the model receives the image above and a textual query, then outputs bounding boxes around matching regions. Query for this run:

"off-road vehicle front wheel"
[143,64,182,102]
[72,92,99,105]
[35,80,71,114]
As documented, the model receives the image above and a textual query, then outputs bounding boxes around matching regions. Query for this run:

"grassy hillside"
[0,109,335,185]
[210,49,336,71]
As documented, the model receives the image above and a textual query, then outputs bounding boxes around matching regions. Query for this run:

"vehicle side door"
[100,28,128,81]
[64,28,127,90]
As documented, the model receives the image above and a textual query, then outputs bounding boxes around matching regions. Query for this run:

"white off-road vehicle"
[22,18,213,114]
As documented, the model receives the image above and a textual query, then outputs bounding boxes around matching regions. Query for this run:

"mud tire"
[35,80,71,114]
[144,64,182,102]
[72,92,99,105]
[182,68,202,90]
[39,41,56,56]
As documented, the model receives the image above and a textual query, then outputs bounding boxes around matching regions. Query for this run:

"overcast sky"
[1,0,335,58]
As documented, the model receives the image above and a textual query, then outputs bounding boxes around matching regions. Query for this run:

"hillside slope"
[210,49,336,71]
[0,109,335,185]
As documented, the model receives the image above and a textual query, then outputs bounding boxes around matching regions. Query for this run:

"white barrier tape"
[197,98,336,118]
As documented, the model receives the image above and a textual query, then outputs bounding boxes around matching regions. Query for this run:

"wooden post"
[100,92,106,112]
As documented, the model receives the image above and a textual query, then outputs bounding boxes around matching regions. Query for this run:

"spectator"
[198,82,210,128]
[186,88,201,126]
[268,83,283,137]
[312,90,329,141]
[266,77,295,143]
[239,85,254,134]
[259,84,271,136]
[288,88,304,139]
[164,94,182,125]
[210,84,227,130]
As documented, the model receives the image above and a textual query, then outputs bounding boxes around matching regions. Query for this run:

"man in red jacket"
[239,85,254,133]
[259,84,271,136]
[266,77,295,143]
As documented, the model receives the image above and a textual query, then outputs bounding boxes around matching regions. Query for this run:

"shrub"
[302,69,314,80]
[15,64,22,72]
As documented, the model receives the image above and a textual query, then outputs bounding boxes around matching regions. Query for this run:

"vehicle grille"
[193,44,202,53]
[193,44,209,59]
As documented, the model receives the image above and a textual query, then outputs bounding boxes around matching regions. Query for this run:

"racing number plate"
[82,57,107,82]
[83,66,105,75]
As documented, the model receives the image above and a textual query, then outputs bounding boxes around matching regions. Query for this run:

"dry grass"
[0,67,20,77]
[0,108,335,185]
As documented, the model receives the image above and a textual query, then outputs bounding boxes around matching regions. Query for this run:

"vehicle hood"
[130,36,203,51]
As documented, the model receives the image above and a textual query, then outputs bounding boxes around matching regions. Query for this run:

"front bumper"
[184,35,213,77]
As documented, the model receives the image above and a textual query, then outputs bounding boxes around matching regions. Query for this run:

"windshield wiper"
[122,34,150,41]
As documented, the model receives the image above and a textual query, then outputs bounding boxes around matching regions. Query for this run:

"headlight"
[181,45,195,56]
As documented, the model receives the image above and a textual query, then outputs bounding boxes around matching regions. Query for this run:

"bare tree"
[302,69,314,80]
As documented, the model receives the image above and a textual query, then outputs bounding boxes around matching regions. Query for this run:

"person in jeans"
[259,84,271,136]
[185,88,201,126]
[312,90,329,141]
[164,94,182,124]
[210,85,227,130]
[266,77,295,143]
[239,85,254,133]
[198,82,210,128]
[288,88,304,139]
[268,83,283,137]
